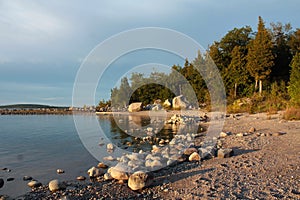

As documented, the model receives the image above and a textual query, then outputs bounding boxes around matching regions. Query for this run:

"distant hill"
[0,104,69,109]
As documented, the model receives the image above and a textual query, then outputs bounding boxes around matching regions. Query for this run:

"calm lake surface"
[0,114,182,197]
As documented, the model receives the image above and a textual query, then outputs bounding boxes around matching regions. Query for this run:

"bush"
[283,106,300,120]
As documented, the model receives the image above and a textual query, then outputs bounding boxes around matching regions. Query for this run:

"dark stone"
[0,178,4,188]
[7,178,14,182]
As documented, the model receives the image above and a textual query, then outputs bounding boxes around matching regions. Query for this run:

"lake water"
[0,114,189,198]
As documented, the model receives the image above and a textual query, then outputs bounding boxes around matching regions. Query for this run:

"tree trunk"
[259,80,263,95]
[234,82,237,98]
[255,79,258,93]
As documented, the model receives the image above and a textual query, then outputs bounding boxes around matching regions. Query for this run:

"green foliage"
[246,16,274,88]
[288,52,300,106]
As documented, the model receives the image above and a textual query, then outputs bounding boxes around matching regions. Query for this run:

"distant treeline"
[100,16,300,111]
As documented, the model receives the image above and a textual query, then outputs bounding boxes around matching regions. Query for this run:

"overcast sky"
[0,0,299,106]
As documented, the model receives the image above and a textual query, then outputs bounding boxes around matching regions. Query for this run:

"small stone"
[107,143,114,151]
[97,162,108,169]
[76,176,86,181]
[23,176,33,181]
[217,148,233,158]
[0,178,4,188]
[87,166,104,178]
[189,152,201,162]
[236,133,244,137]
[249,127,256,133]
[6,178,14,182]
[103,173,113,180]
[103,156,115,161]
[128,171,153,190]
[219,132,227,138]
[183,147,198,156]
[56,169,65,174]
[27,180,42,188]
[273,131,286,136]
[48,179,65,192]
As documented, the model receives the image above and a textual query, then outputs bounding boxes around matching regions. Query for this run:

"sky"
[0,0,299,106]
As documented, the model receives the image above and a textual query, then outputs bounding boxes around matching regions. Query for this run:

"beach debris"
[217,148,234,158]
[56,169,65,174]
[128,171,153,191]
[27,180,42,188]
[0,178,4,188]
[48,179,66,192]
[87,167,104,178]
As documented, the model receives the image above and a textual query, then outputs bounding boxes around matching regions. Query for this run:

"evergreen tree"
[225,46,249,98]
[246,16,275,95]
[288,52,300,105]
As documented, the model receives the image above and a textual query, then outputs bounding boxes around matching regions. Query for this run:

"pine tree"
[226,46,249,98]
[246,16,274,95]
[288,52,300,105]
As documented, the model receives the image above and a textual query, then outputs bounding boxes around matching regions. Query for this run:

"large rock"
[172,95,189,109]
[128,102,142,112]
[48,179,65,192]
[128,171,153,190]
[109,166,129,180]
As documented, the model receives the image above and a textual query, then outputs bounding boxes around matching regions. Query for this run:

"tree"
[288,52,300,105]
[288,28,300,56]
[270,22,292,82]
[246,16,275,95]
[225,46,249,98]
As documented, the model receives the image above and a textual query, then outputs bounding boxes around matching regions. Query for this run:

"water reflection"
[97,114,203,153]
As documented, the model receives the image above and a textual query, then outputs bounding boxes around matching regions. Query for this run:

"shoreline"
[1,112,299,199]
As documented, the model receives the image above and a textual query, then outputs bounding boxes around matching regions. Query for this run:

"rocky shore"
[1,112,299,200]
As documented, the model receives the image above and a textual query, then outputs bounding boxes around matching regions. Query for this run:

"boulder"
[109,166,129,180]
[172,95,189,109]
[97,162,108,169]
[217,148,234,158]
[48,179,65,192]
[87,166,104,178]
[189,152,201,162]
[128,171,153,190]
[128,102,142,112]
